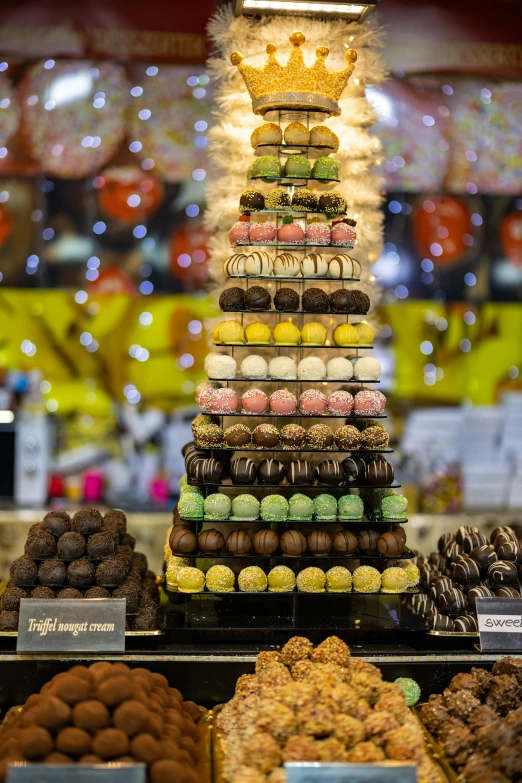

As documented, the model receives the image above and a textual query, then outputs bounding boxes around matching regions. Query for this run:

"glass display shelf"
[167,550,415,562]
[250,175,340,184]
[207,378,381,387]
[197,447,393,454]
[221,309,367,316]
[214,343,373,349]
[225,274,360,281]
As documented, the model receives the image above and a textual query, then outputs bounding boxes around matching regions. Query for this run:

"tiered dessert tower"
[165,34,422,641]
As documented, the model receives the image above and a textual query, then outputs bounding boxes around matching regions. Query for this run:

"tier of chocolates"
[224,250,361,278]
[0,509,159,632]
[219,284,370,313]
[212,318,374,347]
[412,525,521,633]
[197,385,384,415]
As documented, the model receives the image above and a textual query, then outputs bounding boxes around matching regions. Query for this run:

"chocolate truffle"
[329,289,370,314]
[95,559,127,587]
[226,530,252,555]
[360,426,390,451]
[57,588,83,599]
[103,510,127,539]
[87,532,115,559]
[316,460,343,486]
[302,288,329,312]
[279,425,305,450]
[30,586,56,600]
[305,424,334,450]
[132,606,158,631]
[112,582,141,614]
[467,585,494,607]
[318,192,347,214]
[341,456,367,483]
[245,285,271,311]
[257,458,286,484]
[10,554,38,586]
[497,542,522,563]
[57,532,87,560]
[286,460,314,485]
[224,424,251,448]
[452,557,481,586]
[455,524,478,545]
[334,425,360,451]
[377,531,405,556]
[307,530,332,557]
[292,189,318,212]
[491,526,517,544]
[71,509,103,536]
[1,584,28,611]
[462,531,488,553]
[280,530,307,557]
[438,588,468,615]
[169,527,198,555]
[357,529,379,552]
[0,610,19,630]
[240,189,265,213]
[488,560,519,586]
[253,529,280,555]
[495,586,520,598]
[198,529,225,554]
[219,287,245,312]
[73,701,111,732]
[274,287,299,311]
[38,559,67,586]
[252,423,279,449]
[365,458,394,485]
[470,544,497,572]
[42,511,71,538]
[84,587,111,599]
[67,559,95,587]
[193,457,224,484]
[230,457,257,484]
[25,530,57,559]
[333,530,358,556]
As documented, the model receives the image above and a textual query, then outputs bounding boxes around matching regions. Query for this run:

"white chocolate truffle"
[326,357,354,381]
[309,125,339,152]
[273,253,300,277]
[268,356,298,380]
[245,251,274,277]
[301,253,328,278]
[284,122,310,146]
[297,356,326,381]
[241,355,268,379]
[251,123,283,148]
[204,353,237,380]
[223,253,247,277]
[353,356,381,381]
[328,254,361,279]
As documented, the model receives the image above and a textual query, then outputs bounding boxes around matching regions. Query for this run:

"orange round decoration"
[169,218,210,287]
[500,212,522,267]
[97,166,163,222]
[414,196,471,265]
[0,203,13,246]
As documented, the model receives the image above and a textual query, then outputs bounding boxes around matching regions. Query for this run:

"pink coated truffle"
[326,390,354,416]
[277,223,305,245]
[269,389,297,415]
[354,390,382,416]
[199,386,217,412]
[208,388,239,414]
[249,222,276,243]
[330,223,356,247]
[241,388,268,414]
[373,390,387,411]
[305,223,331,246]
[299,389,327,415]
[229,221,250,246]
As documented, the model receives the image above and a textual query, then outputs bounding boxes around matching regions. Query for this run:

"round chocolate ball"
[496,586,520,598]
[95,559,127,588]
[240,189,265,213]
[252,424,279,449]
[274,288,299,312]
[280,424,305,449]
[57,588,83,599]
[71,509,103,536]
[307,530,332,557]
[491,526,517,544]
[497,542,522,563]
[365,459,394,486]
[302,288,329,313]
[87,532,115,559]
[377,531,404,556]
[219,287,245,312]
[198,529,225,554]
[67,560,95,587]
[1,585,28,611]
[193,458,224,484]
[467,585,494,607]
[286,460,314,485]
[257,458,286,485]
[462,531,488,554]
[316,460,343,486]
[437,532,453,554]
[169,527,197,555]
[84,587,111,599]
[341,456,367,484]
[226,530,252,555]
[470,544,497,572]
[30,586,56,599]
[488,560,519,587]
[9,555,38,586]
[57,532,86,560]
[25,530,57,559]
[244,286,271,311]
[42,511,71,538]
[38,559,67,586]
[0,610,19,630]
[253,529,280,555]
[451,557,480,586]
[280,530,307,557]
[333,530,358,556]
[230,457,257,485]
[224,424,251,448]
[357,530,379,552]
[438,588,468,615]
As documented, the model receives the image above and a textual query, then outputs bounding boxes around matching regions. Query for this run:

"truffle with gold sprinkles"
[165,555,189,587]
[176,566,205,593]
[206,565,235,593]
[251,123,282,148]
[381,567,408,594]
[326,566,352,593]
[268,566,296,593]
[352,565,381,593]
[296,567,326,593]
[399,560,420,587]
[265,187,291,210]
[238,566,268,592]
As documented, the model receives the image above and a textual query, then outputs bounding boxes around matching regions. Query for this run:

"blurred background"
[0,0,520,553]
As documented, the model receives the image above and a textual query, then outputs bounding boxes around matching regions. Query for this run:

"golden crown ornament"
[231,32,357,117]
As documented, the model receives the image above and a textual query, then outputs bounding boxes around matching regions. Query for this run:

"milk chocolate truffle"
[198,529,225,554]
[316,460,343,486]
[252,423,279,448]
[84,587,111,599]
[357,529,379,552]
[10,554,38,586]
[25,530,57,559]
[253,529,280,555]
[377,531,405,556]
[274,287,299,312]
[169,527,198,555]
[257,458,286,484]
[113,700,149,736]
[226,530,252,555]
[287,460,314,485]
[67,559,95,587]
[57,532,86,560]
[57,588,84,599]
[230,457,257,484]
[245,285,271,311]
[87,532,115,558]
[95,558,127,587]
[280,530,307,557]
[307,530,332,557]
[333,530,358,556]
[224,424,251,448]
[219,287,245,311]
[302,288,329,312]
[42,511,71,538]
[38,559,67,586]
[73,700,111,732]
[280,424,306,449]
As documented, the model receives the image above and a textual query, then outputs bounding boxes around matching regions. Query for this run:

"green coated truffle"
[394,677,421,706]
[312,156,339,180]
[203,493,231,520]
[285,155,312,178]
[178,494,204,519]
[288,493,314,520]
[260,494,289,521]
[338,495,364,520]
[230,494,260,521]
[248,156,282,178]
[313,494,337,521]
[180,484,203,497]
[382,494,408,520]
[180,473,188,488]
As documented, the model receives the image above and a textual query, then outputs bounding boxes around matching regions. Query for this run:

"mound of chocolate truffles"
[219,287,245,311]
[274,287,299,311]
[244,285,271,311]
[301,287,329,312]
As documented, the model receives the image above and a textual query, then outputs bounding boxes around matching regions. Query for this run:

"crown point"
[289,32,305,47]
[230,51,243,66]
[266,43,276,54]
[316,46,329,58]
[345,49,357,64]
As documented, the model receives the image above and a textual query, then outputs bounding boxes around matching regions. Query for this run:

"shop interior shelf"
[188,481,401,490]
[225,275,361,281]
[207,378,381,386]
[198,447,393,454]
[214,343,373,349]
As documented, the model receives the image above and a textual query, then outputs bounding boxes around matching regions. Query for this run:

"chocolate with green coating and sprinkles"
[313,494,337,521]
[203,493,232,520]
[288,493,314,520]
[230,494,260,521]
[338,494,364,520]
[312,156,339,180]
[178,494,204,520]
[260,494,289,521]
[382,494,408,520]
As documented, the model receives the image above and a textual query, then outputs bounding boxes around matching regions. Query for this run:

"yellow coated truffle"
[333,323,360,347]
[353,322,374,346]
[326,566,352,593]
[381,566,409,594]
[177,566,206,593]
[296,567,326,593]
[268,565,296,593]
[273,321,301,345]
[214,320,245,345]
[352,565,381,593]
[245,322,272,345]
[206,565,235,593]
[238,566,268,592]
[301,321,327,346]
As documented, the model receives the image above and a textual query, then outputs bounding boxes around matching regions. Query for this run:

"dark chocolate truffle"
[223,424,251,448]
[239,189,265,214]
[280,424,305,449]
[454,615,478,632]
[333,530,358,556]
[1,584,28,611]
[225,530,252,555]
[274,287,299,312]
[451,557,481,586]
[253,529,280,555]
[462,531,488,554]
[57,532,86,560]
[112,583,141,614]
[131,606,158,631]
[286,460,314,485]
[291,189,318,212]
[280,530,307,557]
[316,460,343,486]
[306,424,334,450]
[103,510,127,541]
[67,560,95,587]
[438,588,468,615]
[490,526,517,545]
[470,545,497,572]
[430,612,454,631]
[495,587,520,598]
[244,285,271,311]
[467,586,494,607]
[84,587,111,599]
[71,509,103,536]
[169,527,198,555]
[193,457,224,484]
[455,524,478,545]
[307,530,332,557]
[301,288,329,313]
[198,529,225,554]
[497,542,522,563]
[57,588,84,599]
[25,530,57,559]
[377,531,404,556]
[38,559,67,586]
[252,424,279,449]
[95,558,127,587]
[257,458,286,485]
[30,586,56,600]
[87,532,115,558]
[10,554,38,586]
[0,610,19,630]
[230,457,256,484]
[318,192,347,214]
[219,287,245,312]
[437,532,454,554]
[488,560,519,587]
[341,456,367,483]
[42,511,71,538]
[329,289,370,314]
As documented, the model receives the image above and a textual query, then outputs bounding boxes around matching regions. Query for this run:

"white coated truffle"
[353,356,381,380]
[241,354,268,379]
[204,352,237,380]
[301,253,328,278]
[326,357,354,381]
[297,356,326,381]
[268,356,297,380]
